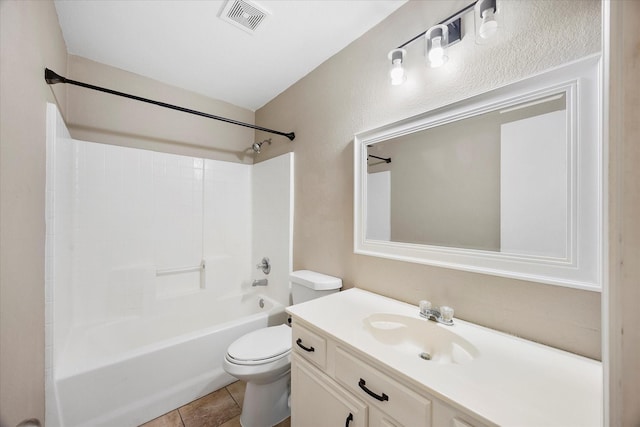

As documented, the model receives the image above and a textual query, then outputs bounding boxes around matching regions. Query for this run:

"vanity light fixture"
[387,0,502,84]
[425,25,449,68]
[388,48,407,85]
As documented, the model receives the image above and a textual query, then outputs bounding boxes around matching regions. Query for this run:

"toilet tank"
[290,270,342,304]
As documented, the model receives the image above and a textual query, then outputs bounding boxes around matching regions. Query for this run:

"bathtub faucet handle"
[256,257,271,274]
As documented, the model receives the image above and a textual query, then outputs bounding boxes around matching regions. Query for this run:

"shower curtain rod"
[44,68,296,141]
[368,155,391,163]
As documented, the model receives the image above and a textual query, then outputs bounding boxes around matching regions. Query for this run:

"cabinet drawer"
[292,323,327,369]
[335,347,431,427]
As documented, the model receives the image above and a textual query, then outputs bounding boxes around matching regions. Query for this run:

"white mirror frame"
[354,55,603,291]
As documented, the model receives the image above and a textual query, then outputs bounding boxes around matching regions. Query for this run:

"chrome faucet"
[419,300,454,326]
[252,278,268,287]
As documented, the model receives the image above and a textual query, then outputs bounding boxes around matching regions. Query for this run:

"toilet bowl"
[223,324,292,427]
[223,270,342,427]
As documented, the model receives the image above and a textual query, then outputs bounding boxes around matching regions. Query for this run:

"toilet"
[223,270,342,427]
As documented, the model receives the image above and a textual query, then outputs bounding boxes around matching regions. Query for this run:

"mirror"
[366,92,567,256]
[354,56,602,291]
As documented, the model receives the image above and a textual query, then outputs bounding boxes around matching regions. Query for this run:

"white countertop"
[286,288,602,427]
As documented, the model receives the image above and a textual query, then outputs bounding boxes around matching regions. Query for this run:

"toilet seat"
[226,324,291,366]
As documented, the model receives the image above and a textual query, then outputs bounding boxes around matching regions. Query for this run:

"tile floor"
[139,381,291,427]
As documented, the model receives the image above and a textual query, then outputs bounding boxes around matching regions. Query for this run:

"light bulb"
[390,59,405,85]
[474,0,500,44]
[479,8,498,39]
[425,25,449,68]
[387,49,407,85]
[428,36,445,68]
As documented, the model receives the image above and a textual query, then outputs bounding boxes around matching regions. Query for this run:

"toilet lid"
[227,324,291,362]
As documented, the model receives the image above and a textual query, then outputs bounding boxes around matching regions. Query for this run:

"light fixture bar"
[396,1,477,49]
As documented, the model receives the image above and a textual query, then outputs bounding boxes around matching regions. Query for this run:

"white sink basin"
[363,313,479,365]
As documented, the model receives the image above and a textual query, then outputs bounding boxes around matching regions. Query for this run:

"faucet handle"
[440,306,454,323]
[256,257,271,274]
[419,300,432,315]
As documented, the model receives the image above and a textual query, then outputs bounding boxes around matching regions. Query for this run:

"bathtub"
[53,291,285,427]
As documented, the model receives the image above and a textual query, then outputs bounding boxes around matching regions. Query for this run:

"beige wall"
[0,1,68,425]
[607,1,640,425]
[256,0,602,359]
[66,55,256,163]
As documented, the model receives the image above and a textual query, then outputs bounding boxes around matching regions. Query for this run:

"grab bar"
[156,262,204,276]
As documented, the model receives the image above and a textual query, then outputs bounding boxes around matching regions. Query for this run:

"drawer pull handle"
[358,378,389,402]
[345,412,353,427]
[296,338,315,352]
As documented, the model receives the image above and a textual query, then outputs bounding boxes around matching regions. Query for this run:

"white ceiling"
[54,0,407,111]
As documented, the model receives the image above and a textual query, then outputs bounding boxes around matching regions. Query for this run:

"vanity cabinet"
[291,322,486,427]
[287,289,602,427]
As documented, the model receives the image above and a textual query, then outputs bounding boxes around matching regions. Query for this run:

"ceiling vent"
[219,0,270,34]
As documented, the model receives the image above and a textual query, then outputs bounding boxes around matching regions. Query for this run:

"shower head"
[252,138,272,154]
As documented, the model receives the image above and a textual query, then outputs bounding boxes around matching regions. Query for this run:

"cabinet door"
[369,406,401,427]
[292,354,367,427]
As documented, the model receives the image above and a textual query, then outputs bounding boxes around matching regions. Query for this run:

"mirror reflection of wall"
[366,93,567,258]
[366,170,391,241]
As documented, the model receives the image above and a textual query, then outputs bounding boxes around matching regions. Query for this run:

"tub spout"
[252,279,268,287]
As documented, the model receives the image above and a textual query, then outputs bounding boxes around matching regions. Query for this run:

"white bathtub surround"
[45,104,294,426]
[69,142,253,317]
[45,104,74,427]
[203,158,252,296]
[252,154,294,307]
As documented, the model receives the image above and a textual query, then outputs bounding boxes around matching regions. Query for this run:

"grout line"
[140,385,237,427]
[177,408,186,427]
[225,385,241,408]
